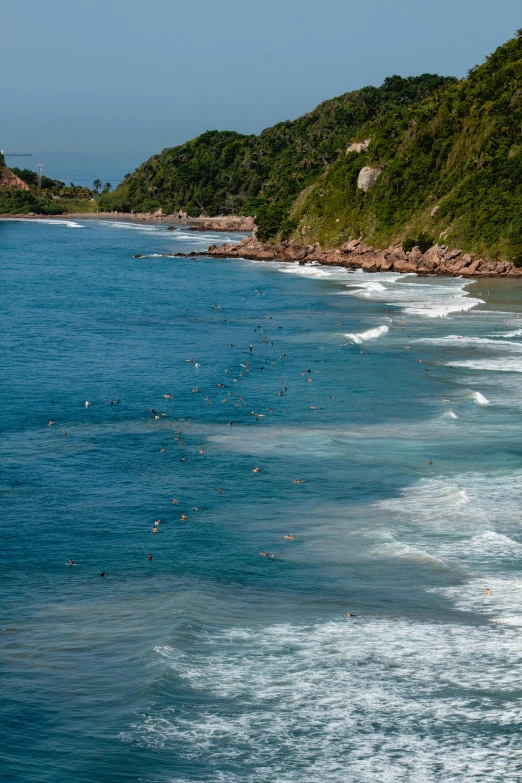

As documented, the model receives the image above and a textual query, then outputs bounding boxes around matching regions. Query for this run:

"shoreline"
[0,212,254,231]
[163,236,522,279]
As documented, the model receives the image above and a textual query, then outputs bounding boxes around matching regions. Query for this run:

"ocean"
[1,217,522,782]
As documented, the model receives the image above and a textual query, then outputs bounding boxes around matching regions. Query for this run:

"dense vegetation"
[0,165,100,215]
[0,189,64,215]
[99,74,454,237]
[294,31,522,260]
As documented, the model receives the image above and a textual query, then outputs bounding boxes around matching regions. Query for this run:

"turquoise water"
[2,218,522,782]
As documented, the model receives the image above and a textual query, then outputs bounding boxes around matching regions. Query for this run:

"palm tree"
[104,182,112,193]
[93,179,102,193]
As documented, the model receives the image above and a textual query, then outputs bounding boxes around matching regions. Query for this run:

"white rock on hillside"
[346,138,371,154]
[357,166,382,192]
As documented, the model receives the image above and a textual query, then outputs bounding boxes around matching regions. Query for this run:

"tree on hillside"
[93,179,102,193]
[103,182,112,193]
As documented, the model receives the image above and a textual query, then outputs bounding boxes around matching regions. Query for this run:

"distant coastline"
[0,212,254,231]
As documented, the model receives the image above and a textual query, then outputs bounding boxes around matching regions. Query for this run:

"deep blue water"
[2,217,522,782]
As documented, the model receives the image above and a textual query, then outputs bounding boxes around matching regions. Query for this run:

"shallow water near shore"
[2,218,522,782]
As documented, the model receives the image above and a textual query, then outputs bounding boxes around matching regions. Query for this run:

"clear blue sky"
[2,0,521,157]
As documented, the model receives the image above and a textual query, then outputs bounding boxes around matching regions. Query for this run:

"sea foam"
[124,618,522,782]
[346,324,389,343]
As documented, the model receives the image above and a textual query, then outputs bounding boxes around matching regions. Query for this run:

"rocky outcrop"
[0,167,30,190]
[357,167,382,192]
[189,216,255,232]
[169,235,521,278]
[346,138,371,154]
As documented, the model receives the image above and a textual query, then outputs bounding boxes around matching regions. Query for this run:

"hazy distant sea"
[3,150,152,188]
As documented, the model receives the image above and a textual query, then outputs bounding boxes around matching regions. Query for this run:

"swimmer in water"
[260,551,268,557]
[85,401,90,407]
[172,498,178,504]
[164,393,172,399]
[148,554,153,560]
[152,526,159,533]
[160,448,166,453]
[48,420,55,426]
[293,479,305,484]
[284,535,295,540]
[218,487,223,493]
[199,448,205,454]
[62,430,67,435]
[181,514,188,521]
[252,467,260,473]
[68,559,74,566]
[100,572,106,577]
[345,612,353,618]
[181,457,186,462]
[486,587,492,596]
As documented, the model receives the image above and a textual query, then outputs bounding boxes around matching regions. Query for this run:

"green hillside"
[101,31,522,261]
[294,31,522,261]
[99,74,454,236]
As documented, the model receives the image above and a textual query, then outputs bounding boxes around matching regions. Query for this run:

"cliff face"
[0,167,31,190]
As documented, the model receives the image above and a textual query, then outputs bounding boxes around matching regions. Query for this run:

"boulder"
[324,249,343,264]
[283,244,307,261]
[444,248,462,261]
[449,257,472,272]
[380,255,397,271]
[422,245,443,265]
[431,205,440,217]
[362,257,378,270]
[392,259,410,272]
[461,260,482,275]
[407,247,423,263]
[417,258,437,272]
[341,238,361,253]
[357,166,382,192]
[401,259,421,272]
[256,249,276,260]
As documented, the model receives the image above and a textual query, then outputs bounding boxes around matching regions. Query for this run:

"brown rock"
[417,259,437,272]
[380,255,397,271]
[341,238,361,253]
[283,244,307,261]
[461,260,482,275]
[449,257,472,272]
[444,248,462,261]
[423,245,443,265]
[361,257,377,270]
